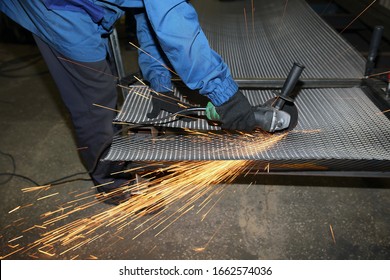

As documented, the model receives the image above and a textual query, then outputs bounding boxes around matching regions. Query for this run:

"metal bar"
[108,27,127,98]
[235,78,363,88]
[245,171,390,178]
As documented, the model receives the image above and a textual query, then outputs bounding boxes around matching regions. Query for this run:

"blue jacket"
[0,0,237,106]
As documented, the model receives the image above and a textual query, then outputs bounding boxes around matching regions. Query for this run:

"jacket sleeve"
[142,0,238,106]
[134,11,173,93]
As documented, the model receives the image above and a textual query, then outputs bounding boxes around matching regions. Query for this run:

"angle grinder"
[206,62,305,132]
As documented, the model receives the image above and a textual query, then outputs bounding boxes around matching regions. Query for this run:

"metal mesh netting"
[193,0,365,79]
[106,86,390,170]
[104,0,389,172]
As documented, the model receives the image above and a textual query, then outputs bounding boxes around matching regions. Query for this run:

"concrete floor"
[0,39,390,260]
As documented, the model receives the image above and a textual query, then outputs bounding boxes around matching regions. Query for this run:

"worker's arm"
[140,0,256,131]
[134,11,173,93]
[142,0,237,107]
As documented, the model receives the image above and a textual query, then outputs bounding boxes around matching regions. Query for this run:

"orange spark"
[264,163,270,173]
[8,235,23,243]
[58,57,118,79]
[340,0,377,34]
[244,8,249,39]
[0,247,25,260]
[368,70,390,78]
[92,103,120,113]
[133,75,147,85]
[129,42,178,76]
[193,221,224,253]
[22,185,51,193]
[8,206,21,214]
[147,245,157,255]
[2,132,286,258]
[38,248,56,257]
[37,192,59,201]
[329,224,336,244]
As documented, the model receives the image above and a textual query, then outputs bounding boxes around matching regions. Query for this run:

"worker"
[0,0,256,204]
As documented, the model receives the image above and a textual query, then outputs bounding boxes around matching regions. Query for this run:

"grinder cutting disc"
[264,97,298,131]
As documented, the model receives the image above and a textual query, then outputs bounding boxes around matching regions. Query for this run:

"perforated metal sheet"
[193,0,365,79]
[105,0,390,172]
[106,87,390,170]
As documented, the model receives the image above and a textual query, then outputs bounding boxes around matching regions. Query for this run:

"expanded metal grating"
[193,0,366,80]
[104,0,390,173]
[106,86,390,171]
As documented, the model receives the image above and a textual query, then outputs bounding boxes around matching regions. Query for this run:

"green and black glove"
[207,91,256,132]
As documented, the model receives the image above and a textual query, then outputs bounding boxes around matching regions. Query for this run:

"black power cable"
[0,150,90,187]
[0,150,16,184]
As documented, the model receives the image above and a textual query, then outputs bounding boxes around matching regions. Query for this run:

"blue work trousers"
[34,35,129,190]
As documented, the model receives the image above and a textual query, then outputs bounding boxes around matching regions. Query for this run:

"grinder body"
[207,62,305,132]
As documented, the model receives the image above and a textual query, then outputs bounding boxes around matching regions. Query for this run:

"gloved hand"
[215,90,256,131]
[147,91,182,119]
